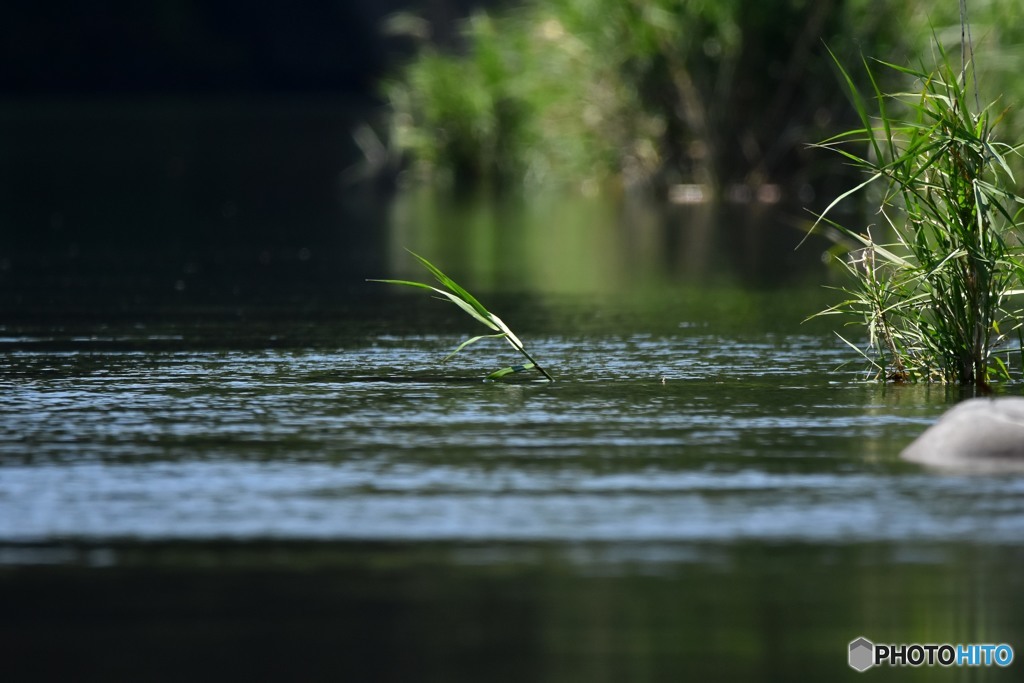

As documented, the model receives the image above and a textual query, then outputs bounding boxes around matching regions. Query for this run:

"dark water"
[4,324,1023,544]
[4,292,1024,681]
[2,104,1024,681]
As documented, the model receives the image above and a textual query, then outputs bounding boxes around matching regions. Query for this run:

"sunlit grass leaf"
[408,251,492,320]
[370,251,554,381]
[369,277,501,331]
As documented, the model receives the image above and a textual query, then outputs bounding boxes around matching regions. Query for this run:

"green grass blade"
[983,141,1016,182]
[368,278,444,291]
[804,172,882,241]
[370,277,500,331]
[864,56,898,163]
[443,333,507,362]
[870,59,927,80]
[408,251,492,319]
[371,251,553,381]
[834,332,884,373]
[442,292,501,331]
[486,362,535,380]
[490,313,525,351]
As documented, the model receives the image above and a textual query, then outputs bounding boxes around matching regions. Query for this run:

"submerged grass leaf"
[370,251,554,381]
[486,362,536,380]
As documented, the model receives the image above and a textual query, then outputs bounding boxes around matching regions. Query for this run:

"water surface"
[2,151,1023,679]
[3,290,1023,681]
[3,319,1020,544]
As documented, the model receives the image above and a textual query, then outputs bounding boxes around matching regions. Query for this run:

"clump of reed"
[812,38,1024,387]
[370,252,553,381]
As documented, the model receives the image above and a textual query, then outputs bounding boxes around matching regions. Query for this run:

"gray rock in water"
[901,397,1024,471]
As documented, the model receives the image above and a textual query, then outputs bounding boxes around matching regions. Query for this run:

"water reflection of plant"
[370,251,554,381]
[812,37,1024,387]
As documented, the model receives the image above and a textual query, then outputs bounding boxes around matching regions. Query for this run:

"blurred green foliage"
[380,0,1024,194]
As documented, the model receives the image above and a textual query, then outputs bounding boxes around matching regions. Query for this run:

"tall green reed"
[812,42,1024,386]
[370,251,554,381]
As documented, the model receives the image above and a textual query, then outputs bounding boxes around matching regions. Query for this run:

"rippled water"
[4,294,1024,681]
[9,101,1023,680]
[4,322,1022,544]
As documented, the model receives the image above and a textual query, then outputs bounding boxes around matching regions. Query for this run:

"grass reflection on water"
[3,540,1023,682]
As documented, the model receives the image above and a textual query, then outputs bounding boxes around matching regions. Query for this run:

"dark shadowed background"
[0,1,496,320]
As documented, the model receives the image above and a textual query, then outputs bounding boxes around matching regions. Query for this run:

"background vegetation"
[380,0,1024,196]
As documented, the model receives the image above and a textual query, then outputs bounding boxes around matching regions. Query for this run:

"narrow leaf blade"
[486,362,536,380]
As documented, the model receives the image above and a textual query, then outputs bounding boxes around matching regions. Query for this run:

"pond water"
[3,286,1024,681]
[2,105,1023,680]
[3,315,1023,545]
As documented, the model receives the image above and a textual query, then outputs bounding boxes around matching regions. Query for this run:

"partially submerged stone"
[901,397,1024,472]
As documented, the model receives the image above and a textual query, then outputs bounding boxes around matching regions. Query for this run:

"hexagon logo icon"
[849,637,874,672]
